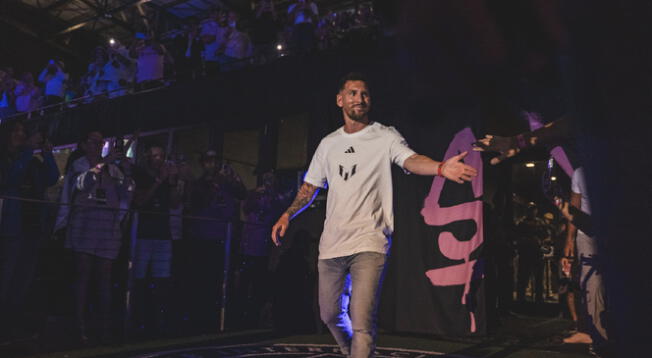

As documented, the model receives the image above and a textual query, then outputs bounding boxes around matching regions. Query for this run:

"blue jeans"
[318,252,387,358]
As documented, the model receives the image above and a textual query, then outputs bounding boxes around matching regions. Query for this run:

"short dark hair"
[338,72,370,93]
[147,144,165,153]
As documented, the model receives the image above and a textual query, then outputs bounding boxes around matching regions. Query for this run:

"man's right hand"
[271,213,290,246]
[560,245,574,277]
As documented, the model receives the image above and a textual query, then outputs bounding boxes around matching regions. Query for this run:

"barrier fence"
[0,193,285,344]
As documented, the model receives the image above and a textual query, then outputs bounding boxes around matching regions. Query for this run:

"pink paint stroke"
[420,127,484,333]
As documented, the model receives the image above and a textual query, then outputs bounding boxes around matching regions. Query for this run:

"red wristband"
[437,160,446,177]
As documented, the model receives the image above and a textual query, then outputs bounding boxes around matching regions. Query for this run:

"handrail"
[0,194,275,226]
[1,22,382,124]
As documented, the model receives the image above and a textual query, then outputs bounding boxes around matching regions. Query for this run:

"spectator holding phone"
[131,145,185,336]
[183,150,245,332]
[130,34,165,90]
[60,130,134,343]
[38,60,68,106]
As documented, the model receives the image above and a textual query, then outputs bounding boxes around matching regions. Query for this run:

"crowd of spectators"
[0,1,380,120]
[0,122,300,345]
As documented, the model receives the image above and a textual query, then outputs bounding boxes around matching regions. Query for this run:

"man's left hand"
[441,151,478,184]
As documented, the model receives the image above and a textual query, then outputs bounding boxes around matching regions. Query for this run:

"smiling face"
[337,80,371,123]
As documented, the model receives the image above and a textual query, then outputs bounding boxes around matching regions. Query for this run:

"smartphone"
[114,136,124,150]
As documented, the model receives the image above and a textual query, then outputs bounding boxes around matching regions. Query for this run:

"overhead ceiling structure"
[1,0,374,70]
[15,0,227,41]
[18,0,362,42]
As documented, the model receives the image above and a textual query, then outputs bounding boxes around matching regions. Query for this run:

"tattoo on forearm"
[285,182,318,218]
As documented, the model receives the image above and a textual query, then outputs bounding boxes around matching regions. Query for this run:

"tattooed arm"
[270,182,320,246]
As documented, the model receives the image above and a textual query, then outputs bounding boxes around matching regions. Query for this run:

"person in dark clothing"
[0,121,59,343]
[483,202,516,331]
[515,202,549,304]
[252,0,279,63]
[131,145,185,336]
[236,170,289,328]
[184,150,245,333]
[287,0,319,54]
[171,22,203,81]
[62,132,134,344]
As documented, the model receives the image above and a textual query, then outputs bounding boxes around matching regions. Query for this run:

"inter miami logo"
[339,164,357,181]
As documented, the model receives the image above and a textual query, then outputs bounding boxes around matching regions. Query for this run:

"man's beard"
[346,106,369,122]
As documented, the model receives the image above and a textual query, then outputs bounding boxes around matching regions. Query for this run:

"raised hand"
[441,151,478,184]
[104,146,125,164]
[472,134,520,165]
[554,197,573,222]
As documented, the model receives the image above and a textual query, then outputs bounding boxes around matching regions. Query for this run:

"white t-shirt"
[571,167,591,215]
[224,30,251,59]
[304,122,416,259]
[571,167,592,237]
[200,20,227,62]
[136,45,164,83]
[14,83,39,112]
[39,69,68,97]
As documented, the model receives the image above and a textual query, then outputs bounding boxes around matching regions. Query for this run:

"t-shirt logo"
[344,146,355,153]
[338,164,357,181]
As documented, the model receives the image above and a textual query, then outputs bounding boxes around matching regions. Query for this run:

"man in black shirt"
[132,145,184,335]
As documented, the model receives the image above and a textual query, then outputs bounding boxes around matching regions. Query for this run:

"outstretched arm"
[270,182,319,246]
[473,115,572,165]
[403,151,478,183]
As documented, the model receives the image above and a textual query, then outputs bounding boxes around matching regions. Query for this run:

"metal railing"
[0,193,275,342]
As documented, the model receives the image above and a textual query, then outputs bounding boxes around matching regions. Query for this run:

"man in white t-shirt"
[38,60,69,106]
[200,10,229,74]
[271,73,478,357]
[561,167,607,348]
[214,11,252,71]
